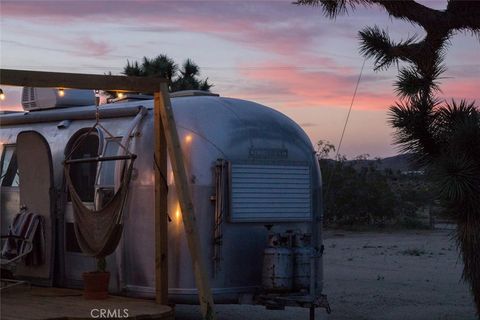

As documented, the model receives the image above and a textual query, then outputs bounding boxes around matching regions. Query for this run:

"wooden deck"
[1,286,174,320]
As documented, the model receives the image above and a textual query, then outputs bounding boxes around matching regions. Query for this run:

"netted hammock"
[64,158,134,258]
[62,104,145,258]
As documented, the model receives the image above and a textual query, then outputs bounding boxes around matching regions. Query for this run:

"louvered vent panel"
[230,163,311,222]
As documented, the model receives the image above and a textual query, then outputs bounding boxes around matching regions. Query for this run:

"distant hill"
[321,154,417,172]
[381,154,418,172]
[348,154,415,172]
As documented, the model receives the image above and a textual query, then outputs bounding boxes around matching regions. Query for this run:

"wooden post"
[157,83,216,320]
[154,91,169,305]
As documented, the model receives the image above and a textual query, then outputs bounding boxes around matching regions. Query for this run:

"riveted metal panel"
[230,163,312,222]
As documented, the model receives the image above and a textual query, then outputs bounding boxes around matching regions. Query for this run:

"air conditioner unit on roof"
[21,87,95,111]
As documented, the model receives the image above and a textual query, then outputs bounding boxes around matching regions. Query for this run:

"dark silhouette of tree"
[171,59,212,92]
[122,54,212,92]
[297,0,480,315]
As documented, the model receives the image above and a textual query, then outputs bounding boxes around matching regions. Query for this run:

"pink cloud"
[440,79,479,103]
[1,2,336,59]
[229,61,478,111]
[2,34,115,59]
[232,62,395,110]
[75,37,112,56]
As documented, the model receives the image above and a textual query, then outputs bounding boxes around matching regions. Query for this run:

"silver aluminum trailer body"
[0,95,323,303]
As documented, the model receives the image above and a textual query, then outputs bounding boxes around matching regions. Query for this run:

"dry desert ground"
[175,229,476,320]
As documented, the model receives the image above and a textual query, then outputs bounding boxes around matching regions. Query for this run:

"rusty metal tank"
[262,232,294,292]
[293,233,312,291]
[262,246,293,292]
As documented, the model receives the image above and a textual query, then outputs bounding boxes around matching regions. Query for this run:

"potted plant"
[82,257,110,299]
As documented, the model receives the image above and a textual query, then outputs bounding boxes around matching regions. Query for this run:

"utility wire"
[323,58,366,201]
[334,58,366,162]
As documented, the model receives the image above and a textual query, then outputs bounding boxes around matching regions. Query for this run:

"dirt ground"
[175,229,477,320]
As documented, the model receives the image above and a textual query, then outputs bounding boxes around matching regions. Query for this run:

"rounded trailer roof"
[171,95,315,161]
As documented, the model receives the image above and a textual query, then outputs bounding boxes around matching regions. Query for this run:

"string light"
[58,88,65,97]
[0,89,5,101]
[175,203,182,220]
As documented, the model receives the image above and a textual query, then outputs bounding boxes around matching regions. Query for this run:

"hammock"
[64,158,134,258]
[63,103,143,258]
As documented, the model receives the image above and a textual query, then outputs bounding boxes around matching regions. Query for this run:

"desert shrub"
[321,158,397,226]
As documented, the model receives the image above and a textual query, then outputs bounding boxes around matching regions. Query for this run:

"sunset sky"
[1,1,478,158]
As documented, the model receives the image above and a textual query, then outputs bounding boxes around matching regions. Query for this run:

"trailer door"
[15,131,55,284]
[62,128,100,287]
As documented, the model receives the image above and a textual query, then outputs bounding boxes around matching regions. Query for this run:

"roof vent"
[21,87,95,111]
[170,90,219,98]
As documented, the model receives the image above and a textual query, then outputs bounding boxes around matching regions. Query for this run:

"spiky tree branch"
[296,0,480,33]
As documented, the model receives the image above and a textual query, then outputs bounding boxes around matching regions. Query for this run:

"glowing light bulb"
[117,92,124,99]
[185,134,193,143]
[175,203,182,220]
[58,88,65,97]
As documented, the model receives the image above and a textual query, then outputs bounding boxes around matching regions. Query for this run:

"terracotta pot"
[82,271,110,300]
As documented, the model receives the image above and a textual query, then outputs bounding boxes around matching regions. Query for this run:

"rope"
[64,125,99,161]
[64,102,133,161]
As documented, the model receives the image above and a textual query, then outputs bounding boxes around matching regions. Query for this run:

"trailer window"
[94,138,122,208]
[0,145,20,187]
[97,138,121,186]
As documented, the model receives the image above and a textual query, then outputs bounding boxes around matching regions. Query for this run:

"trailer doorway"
[15,131,55,284]
[62,128,101,287]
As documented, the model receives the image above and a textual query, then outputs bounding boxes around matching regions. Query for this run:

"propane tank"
[293,233,312,291]
[262,232,293,292]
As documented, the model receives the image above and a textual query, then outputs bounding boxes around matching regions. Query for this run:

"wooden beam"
[157,83,216,320]
[154,91,169,305]
[0,69,167,92]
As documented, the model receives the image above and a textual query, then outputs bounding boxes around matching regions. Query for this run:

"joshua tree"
[296,0,480,316]
[171,59,212,92]
[122,54,212,92]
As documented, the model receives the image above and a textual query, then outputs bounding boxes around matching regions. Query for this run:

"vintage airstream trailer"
[0,89,325,307]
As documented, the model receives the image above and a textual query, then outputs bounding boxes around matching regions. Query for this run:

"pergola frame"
[0,69,216,320]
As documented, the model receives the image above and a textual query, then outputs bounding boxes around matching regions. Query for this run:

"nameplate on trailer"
[248,148,288,159]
